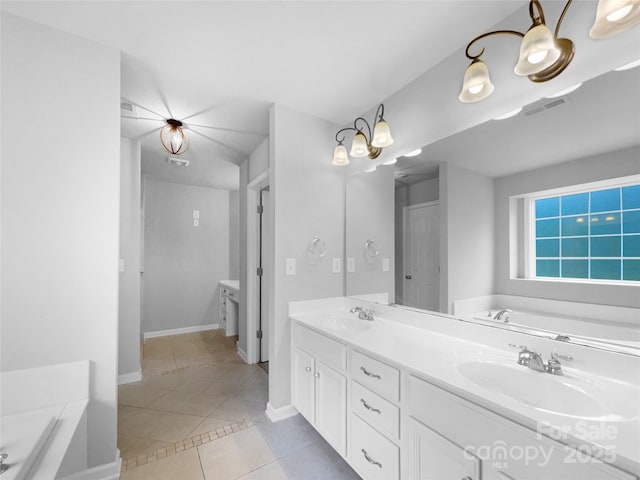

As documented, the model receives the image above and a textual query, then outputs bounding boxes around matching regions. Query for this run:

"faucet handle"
[551,352,573,361]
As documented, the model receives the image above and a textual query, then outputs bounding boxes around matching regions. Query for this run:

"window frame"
[520,174,640,285]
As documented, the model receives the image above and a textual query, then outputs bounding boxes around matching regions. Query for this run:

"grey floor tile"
[257,414,323,458]
[279,438,361,480]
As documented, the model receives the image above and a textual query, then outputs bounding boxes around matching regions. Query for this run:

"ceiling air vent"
[120,101,138,117]
[167,156,190,167]
[524,96,571,116]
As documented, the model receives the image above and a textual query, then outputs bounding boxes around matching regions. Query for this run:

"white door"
[292,347,315,423]
[314,359,347,456]
[404,203,440,310]
[259,189,270,362]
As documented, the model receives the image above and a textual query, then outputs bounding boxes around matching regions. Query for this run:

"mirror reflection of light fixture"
[160,119,190,155]
[332,104,393,166]
[590,0,640,38]
[460,0,577,103]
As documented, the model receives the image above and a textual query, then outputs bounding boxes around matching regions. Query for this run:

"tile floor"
[118,329,360,479]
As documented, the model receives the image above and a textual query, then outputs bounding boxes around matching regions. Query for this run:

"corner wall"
[1,14,120,468]
[269,105,344,409]
[495,145,640,308]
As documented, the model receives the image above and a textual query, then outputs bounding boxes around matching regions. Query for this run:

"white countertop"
[291,307,640,475]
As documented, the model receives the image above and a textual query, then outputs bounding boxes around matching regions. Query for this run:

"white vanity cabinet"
[292,323,347,455]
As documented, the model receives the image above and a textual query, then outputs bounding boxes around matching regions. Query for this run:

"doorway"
[258,187,270,370]
[403,201,440,311]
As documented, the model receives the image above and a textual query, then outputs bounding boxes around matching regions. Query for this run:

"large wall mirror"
[345,64,640,354]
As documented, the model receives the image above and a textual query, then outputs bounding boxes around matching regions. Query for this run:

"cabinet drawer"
[293,323,346,371]
[351,414,399,480]
[351,381,399,440]
[351,350,399,401]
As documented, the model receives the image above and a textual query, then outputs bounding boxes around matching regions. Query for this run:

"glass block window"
[534,183,640,281]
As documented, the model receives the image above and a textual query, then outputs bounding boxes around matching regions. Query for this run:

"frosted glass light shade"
[160,124,189,155]
[458,60,495,103]
[371,120,394,148]
[590,0,640,38]
[350,131,369,157]
[332,144,350,166]
[514,24,561,76]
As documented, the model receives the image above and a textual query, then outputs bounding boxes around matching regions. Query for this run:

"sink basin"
[457,360,639,421]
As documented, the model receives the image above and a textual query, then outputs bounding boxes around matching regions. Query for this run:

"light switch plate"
[347,258,356,273]
[285,258,296,275]
[332,258,341,273]
[193,209,200,219]
[382,258,390,272]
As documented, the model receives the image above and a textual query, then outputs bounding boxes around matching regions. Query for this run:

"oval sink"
[457,361,638,420]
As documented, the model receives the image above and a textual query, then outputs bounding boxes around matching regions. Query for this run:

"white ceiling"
[395,64,640,181]
[2,1,525,190]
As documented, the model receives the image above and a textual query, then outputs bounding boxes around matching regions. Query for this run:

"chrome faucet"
[493,309,512,322]
[350,306,375,321]
[509,344,573,375]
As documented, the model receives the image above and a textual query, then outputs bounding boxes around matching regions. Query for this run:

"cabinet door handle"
[314,372,320,378]
[305,366,312,372]
[361,449,382,468]
[360,366,381,379]
[360,398,381,414]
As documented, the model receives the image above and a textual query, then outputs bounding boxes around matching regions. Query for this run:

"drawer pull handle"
[360,366,381,379]
[361,449,382,468]
[360,398,381,414]
[305,366,312,372]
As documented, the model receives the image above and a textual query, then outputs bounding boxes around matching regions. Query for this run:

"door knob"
[405,275,412,279]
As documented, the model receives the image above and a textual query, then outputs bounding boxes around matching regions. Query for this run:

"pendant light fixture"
[332,104,394,166]
[160,119,190,155]
[459,0,576,103]
[590,0,640,38]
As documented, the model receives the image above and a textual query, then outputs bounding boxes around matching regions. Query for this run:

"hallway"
[118,330,359,479]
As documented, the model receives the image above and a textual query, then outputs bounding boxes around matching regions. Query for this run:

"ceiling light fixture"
[459,0,576,103]
[160,119,190,155]
[590,0,640,38]
[332,104,393,166]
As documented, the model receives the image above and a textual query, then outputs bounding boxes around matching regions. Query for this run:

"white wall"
[229,190,240,280]
[142,178,230,333]
[0,14,120,468]
[495,145,640,308]
[269,105,344,409]
[440,163,495,313]
[119,139,142,378]
[346,165,395,298]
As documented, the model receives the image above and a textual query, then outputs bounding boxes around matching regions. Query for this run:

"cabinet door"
[292,347,315,424]
[315,359,347,456]
[408,417,481,480]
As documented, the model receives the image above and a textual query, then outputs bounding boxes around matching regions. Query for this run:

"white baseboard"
[58,449,121,480]
[118,370,142,385]
[266,402,298,422]
[237,346,248,363]
[144,324,219,340]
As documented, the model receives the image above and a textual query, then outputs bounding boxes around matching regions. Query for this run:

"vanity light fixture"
[332,104,393,166]
[494,107,523,120]
[459,0,576,103]
[160,119,190,155]
[590,0,640,38]
[546,82,583,98]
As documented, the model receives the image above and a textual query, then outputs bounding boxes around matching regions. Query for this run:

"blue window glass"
[561,216,588,237]
[537,260,559,277]
[536,219,559,238]
[562,260,588,279]
[622,185,640,210]
[536,239,559,258]
[561,193,588,216]
[591,260,621,280]
[562,238,588,257]
[623,260,640,281]
[591,236,621,257]
[623,235,640,257]
[590,213,620,235]
[536,197,559,219]
[623,210,640,234]
[590,188,620,213]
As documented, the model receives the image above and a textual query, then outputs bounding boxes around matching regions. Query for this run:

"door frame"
[246,171,269,365]
[402,200,440,310]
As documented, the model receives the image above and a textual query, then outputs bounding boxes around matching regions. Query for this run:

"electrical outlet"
[347,258,356,273]
[332,258,341,273]
[382,258,390,272]
[285,258,296,275]
[193,218,199,227]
